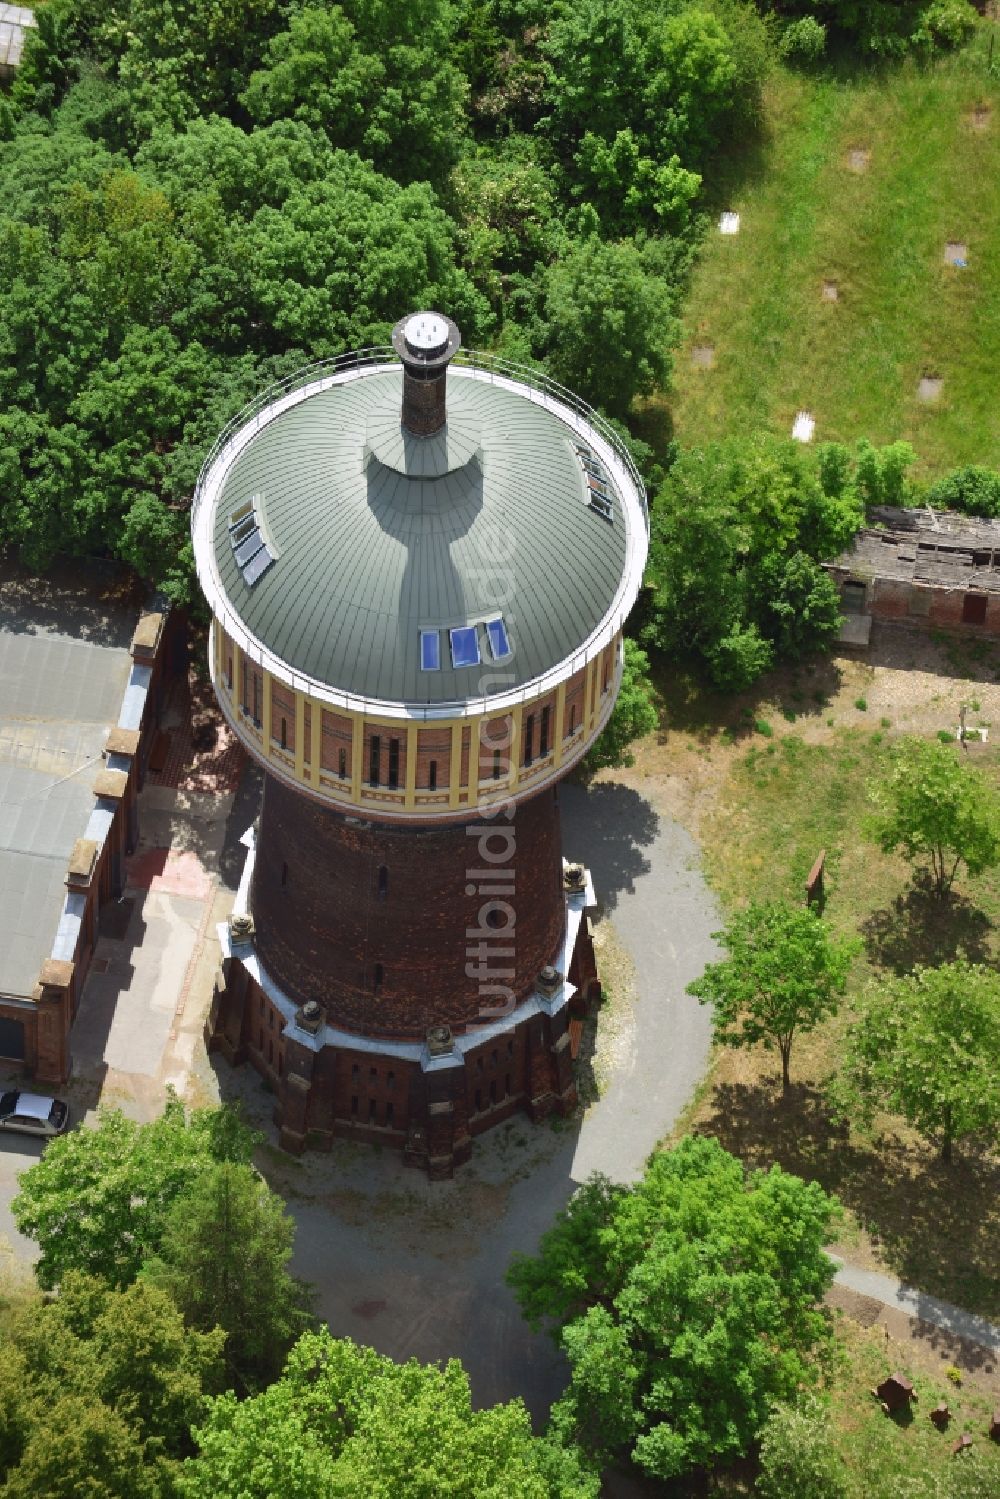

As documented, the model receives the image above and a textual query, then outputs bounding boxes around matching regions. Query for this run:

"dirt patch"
[690,343,714,368]
[350,1298,387,1320]
[847,147,870,173]
[967,104,992,132]
[918,375,943,403]
[822,279,839,302]
[944,240,968,264]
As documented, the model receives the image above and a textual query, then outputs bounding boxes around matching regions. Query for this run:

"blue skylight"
[486,617,511,661]
[450,626,480,668]
[420,629,441,671]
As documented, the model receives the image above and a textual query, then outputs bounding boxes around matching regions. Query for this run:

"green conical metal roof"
[207,364,641,707]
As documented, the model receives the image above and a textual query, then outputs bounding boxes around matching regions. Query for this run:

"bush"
[779,17,827,63]
[912,0,977,53]
[757,1398,848,1499]
[926,466,1000,519]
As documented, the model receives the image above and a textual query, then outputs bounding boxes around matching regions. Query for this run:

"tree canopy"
[182,1328,598,1498]
[144,1160,314,1391]
[644,434,862,690]
[864,737,1000,899]
[687,899,857,1092]
[11,1093,256,1289]
[0,1272,224,1496]
[835,961,1000,1163]
[584,639,658,770]
[508,1135,838,1480]
[0,0,774,614]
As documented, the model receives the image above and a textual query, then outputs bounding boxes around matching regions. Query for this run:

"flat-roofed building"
[0,563,173,1080]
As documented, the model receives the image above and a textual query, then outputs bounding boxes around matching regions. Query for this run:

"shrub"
[927,466,1000,519]
[779,16,827,63]
[757,1397,848,1499]
[912,0,977,53]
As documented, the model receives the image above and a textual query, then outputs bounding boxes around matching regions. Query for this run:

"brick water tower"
[192,313,648,1176]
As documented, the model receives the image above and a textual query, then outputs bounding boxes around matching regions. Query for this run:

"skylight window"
[231,512,257,545]
[243,549,275,586]
[419,629,441,671]
[449,626,480,668]
[575,446,615,524]
[486,617,511,661]
[229,495,275,586]
[234,529,265,568]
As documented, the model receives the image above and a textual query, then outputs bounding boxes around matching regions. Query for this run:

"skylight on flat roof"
[449,626,480,668]
[419,629,441,671]
[486,617,511,661]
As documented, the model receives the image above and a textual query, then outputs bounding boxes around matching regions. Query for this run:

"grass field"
[667,35,1000,477]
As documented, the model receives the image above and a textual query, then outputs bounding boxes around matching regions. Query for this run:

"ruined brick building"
[192,313,649,1175]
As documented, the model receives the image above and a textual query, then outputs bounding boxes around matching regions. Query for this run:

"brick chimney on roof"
[391,311,461,437]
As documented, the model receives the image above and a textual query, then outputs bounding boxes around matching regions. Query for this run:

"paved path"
[559,780,717,1182]
[828,1255,1000,1356]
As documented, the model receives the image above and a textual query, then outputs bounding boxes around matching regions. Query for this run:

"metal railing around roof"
[192,344,649,536]
[191,346,648,719]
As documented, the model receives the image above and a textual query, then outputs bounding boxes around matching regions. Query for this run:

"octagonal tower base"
[206,778,600,1178]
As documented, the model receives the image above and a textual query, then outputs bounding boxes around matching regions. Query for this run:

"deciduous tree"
[584,639,658,770]
[182,1329,598,1497]
[644,433,861,688]
[865,737,1000,899]
[756,1398,848,1499]
[11,1094,256,1289]
[540,235,676,418]
[835,962,1000,1163]
[508,1136,838,1481]
[687,900,857,1093]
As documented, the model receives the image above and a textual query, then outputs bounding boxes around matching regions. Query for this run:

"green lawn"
[668,38,1000,477]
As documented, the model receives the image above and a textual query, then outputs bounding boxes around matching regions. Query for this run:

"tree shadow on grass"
[694,1078,1000,1324]
[646,651,845,748]
[859,873,994,974]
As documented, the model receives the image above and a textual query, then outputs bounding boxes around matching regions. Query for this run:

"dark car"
[0,1091,70,1139]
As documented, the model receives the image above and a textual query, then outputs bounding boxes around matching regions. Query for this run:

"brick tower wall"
[250,774,565,1038]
